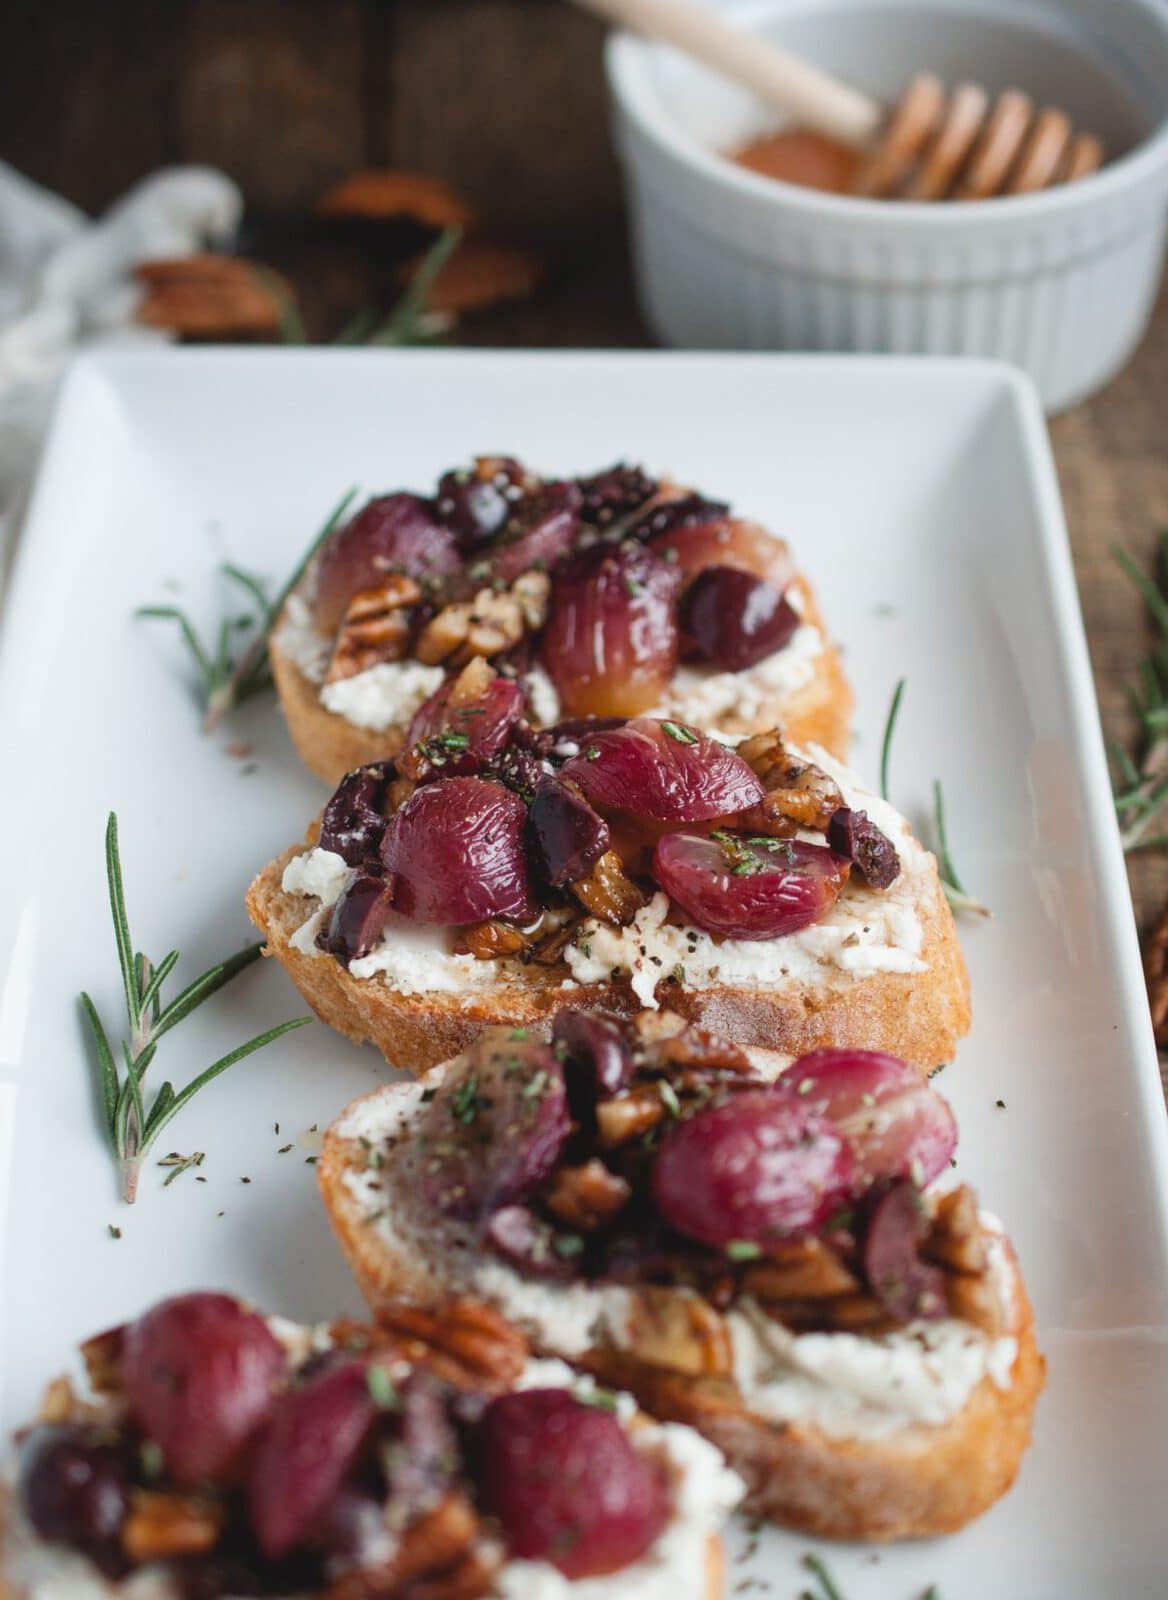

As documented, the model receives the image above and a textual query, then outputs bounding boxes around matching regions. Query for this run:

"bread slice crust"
[246,830,970,1077]
[319,1086,1043,1545]
[271,579,853,788]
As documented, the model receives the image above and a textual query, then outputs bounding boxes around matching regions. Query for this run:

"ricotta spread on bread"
[280,745,929,1005]
[334,1084,1021,1446]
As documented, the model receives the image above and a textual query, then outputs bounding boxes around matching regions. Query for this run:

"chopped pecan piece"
[945,1271,1011,1335]
[640,1023,754,1079]
[776,1293,891,1333]
[387,775,417,813]
[924,1185,989,1275]
[79,1324,125,1396]
[736,731,844,836]
[367,1301,529,1389]
[545,1159,632,1231]
[416,600,474,664]
[595,1084,668,1147]
[325,574,423,682]
[740,1240,860,1301]
[455,921,532,960]
[323,1492,494,1600]
[626,1287,733,1376]
[570,850,645,926]
[121,1491,224,1563]
[462,587,527,659]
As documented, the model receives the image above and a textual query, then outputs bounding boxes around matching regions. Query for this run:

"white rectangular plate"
[2,350,1167,1599]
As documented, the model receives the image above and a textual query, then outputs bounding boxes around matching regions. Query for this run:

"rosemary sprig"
[137,487,356,732]
[80,813,311,1203]
[880,678,989,917]
[336,226,462,348]
[799,1553,940,1600]
[1110,533,1168,851]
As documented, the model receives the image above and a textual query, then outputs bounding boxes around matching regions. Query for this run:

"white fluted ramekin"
[607,0,1168,412]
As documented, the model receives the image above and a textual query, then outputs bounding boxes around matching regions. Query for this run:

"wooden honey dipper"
[579,0,1104,198]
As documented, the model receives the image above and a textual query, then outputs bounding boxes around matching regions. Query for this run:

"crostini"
[247,716,969,1073]
[319,1013,1043,1543]
[272,458,851,785]
[1,1291,741,1599]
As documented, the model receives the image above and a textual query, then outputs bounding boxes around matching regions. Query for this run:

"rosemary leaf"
[1114,544,1168,639]
[364,226,462,347]
[104,815,142,1033]
[933,780,989,917]
[138,950,180,1019]
[134,606,216,689]
[801,1553,847,1600]
[153,944,264,1038]
[139,1016,312,1156]
[880,677,905,803]
[80,993,119,1135]
[142,1082,177,1143]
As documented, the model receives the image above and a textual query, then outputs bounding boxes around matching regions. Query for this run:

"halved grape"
[541,544,681,719]
[318,868,396,963]
[486,482,582,585]
[647,514,793,590]
[479,1389,669,1579]
[779,1050,956,1188]
[525,777,610,886]
[380,776,535,924]
[406,673,525,775]
[629,493,729,544]
[552,1008,634,1097]
[683,567,800,671]
[121,1293,285,1486]
[436,457,531,549]
[318,763,391,866]
[248,1360,376,1560]
[652,832,847,940]
[20,1425,130,1560]
[562,717,763,823]
[862,1181,947,1321]
[314,494,461,634]
[418,1034,570,1220]
[651,1090,855,1247]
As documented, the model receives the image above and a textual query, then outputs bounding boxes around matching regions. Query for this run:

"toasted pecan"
[316,170,474,229]
[626,1287,733,1377]
[545,1159,632,1231]
[325,575,423,683]
[121,1492,224,1563]
[570,850,645,926]
[736,731,843,836]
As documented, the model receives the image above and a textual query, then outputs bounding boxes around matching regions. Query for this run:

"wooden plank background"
[3,0,1167,1083]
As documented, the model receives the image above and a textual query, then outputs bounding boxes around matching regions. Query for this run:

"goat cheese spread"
[276,585,824,735]
[340,1086,1020,1446]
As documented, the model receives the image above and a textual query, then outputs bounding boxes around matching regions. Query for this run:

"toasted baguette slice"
[0,1298,738,1600]
[246,744,970,1076]
[273,574,853,787]
[320,1070,1044,1544]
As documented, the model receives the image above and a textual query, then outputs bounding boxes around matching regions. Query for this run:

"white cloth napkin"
[0,162,243,600]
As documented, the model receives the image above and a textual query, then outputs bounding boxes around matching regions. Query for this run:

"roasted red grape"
[486,482,582,585]
[380,777,535,924]
[541,543,681,718]
[418,1035,570,1220]
[552,1008,634,1096]
[121,1293,285,1486]
[651,1089,855,1246]
[314,494,461,634]
[479,1389,669,1578]
[406,673,525,774]
[525,776,610,886]
[778,1050,956,1187]
[485,1205,578,1279]
[318,763,391,866]
[647,514,793,590]
[652,832,848,939]
[562,717,763,822]
[248,1360,377,1560]
[683,566,799,671]
[436,457,530,549]
[20,1425,129,1559]
[576,464,658,526]
[825,808,900,890]
[319,868,397,963]
[630,493,729,543]
[862,1180,947,1321]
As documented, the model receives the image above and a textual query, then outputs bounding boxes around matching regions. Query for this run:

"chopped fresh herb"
[995,1098,1006,1109]
[585,746,601,762]
[305,1156,318,1165]
[509,1028,531,1040]
[661,720,699,744]
[107,1224,122,1240]
[553,1232,585,1259]
[139,1440,164,1479]
[822,1209,854,1233]
[366,1366,400,1410]
[576,1385,619,1411]
[801,1553,847,1600]
[725,1240,762,1261]
[624,575,643,597]
[158,1150,205,1187]
[657,1079,681,1117]
[278,1143,293,1153]
[522,1069,550,1100]
[669,962,687,985]
[452,1073,483,1124]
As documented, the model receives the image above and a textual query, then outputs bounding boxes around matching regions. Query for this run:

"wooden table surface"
[3,0,1166,1084]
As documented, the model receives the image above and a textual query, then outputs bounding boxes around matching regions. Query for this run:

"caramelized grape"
[683,567,799,671]
[486,482,582,585]
[552,1008,634,1097]
[779,1050,956,1188]
[541,543,681,719]
[380,777,535,924]
[121,1293,285,1486]
[652,833,847,939]
[562,717,763,822]
[406,674,525,775]
[248,1360,376,1560]
[651,1090,855,1246]
[418,1035,570,1220]
[647,514,793,590]
[314,494,461,634]
[525,776,610,886]
[20,1425,129,1559]
[318,763,391,866]
[319,868,396,963]
[436,457,530,549]
[862,1180,946,1321]
[825,807,900,890]
[479,1390,669,1578]
[576,464,658,526]
[629,493,729,543]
